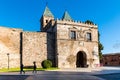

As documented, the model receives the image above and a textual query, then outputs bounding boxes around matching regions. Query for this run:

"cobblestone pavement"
[0,71,104,80]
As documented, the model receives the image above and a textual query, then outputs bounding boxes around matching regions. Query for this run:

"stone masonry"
[0,27,22,68]
[22,32,47,67]
[0,6,100,69]
[55,20,99,68]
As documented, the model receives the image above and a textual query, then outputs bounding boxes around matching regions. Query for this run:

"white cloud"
[113,42,120,49]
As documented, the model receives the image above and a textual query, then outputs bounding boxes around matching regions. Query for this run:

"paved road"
[0,71,104,80]
[1,67,120,80]
[92,67,120,80]
[0,75,29,80]
[95,73,120,80]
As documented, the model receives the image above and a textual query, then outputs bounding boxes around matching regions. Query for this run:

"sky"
[0,0,120,54]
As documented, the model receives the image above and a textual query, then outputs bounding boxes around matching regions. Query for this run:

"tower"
[62,11,73,21]
[40,6,54,31]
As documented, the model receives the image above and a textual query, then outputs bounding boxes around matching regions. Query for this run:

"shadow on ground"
[0,75,31,80]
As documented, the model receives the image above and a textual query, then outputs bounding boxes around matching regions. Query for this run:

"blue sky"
[0,0,120,54]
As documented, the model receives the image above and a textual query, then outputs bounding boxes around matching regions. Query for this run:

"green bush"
[42,60,52,68]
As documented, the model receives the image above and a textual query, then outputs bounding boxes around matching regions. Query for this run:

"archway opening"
[76,51,87,68]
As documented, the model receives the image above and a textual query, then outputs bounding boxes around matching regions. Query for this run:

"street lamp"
[7,53,10,70]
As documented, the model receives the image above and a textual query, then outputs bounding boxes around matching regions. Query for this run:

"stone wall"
[47,32,56,66]
[22,32,47,67]
[0,26,55,68]
[0,26,22,69]
[57,40,99,68]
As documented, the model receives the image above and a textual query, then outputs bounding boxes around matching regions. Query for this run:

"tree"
[85,20,94,25]
[98,31,104,62]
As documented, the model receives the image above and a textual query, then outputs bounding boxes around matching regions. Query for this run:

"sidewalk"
[91,66,120,75]
[56,66,120,75]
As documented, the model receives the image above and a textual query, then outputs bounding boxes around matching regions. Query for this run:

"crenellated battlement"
[56,18,97,28]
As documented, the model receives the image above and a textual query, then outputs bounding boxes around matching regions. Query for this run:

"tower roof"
[43,6,54,17]
[62,11,72,21]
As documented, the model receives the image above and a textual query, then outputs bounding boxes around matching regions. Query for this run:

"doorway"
[76,51,87,67]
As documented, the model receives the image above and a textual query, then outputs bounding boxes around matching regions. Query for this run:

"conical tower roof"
[43,6,54,17]
[62,11,72,21]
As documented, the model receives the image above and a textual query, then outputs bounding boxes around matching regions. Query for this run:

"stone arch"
[76,51,87,67]
[73,47,89,68]
[73,47,89,58]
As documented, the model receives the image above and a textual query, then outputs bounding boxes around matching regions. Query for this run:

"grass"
[0,68,20,72]
[0,67,58,72]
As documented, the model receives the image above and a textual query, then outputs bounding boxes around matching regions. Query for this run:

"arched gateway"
[76,51,87,68]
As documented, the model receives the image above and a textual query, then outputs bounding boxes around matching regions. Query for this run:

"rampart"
[22,32,47,67]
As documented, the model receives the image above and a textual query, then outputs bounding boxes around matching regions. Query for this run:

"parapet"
[56,18,97,28]
[0,26,23,32]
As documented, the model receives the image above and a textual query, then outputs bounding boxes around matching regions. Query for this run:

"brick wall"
[102,53,120,66]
